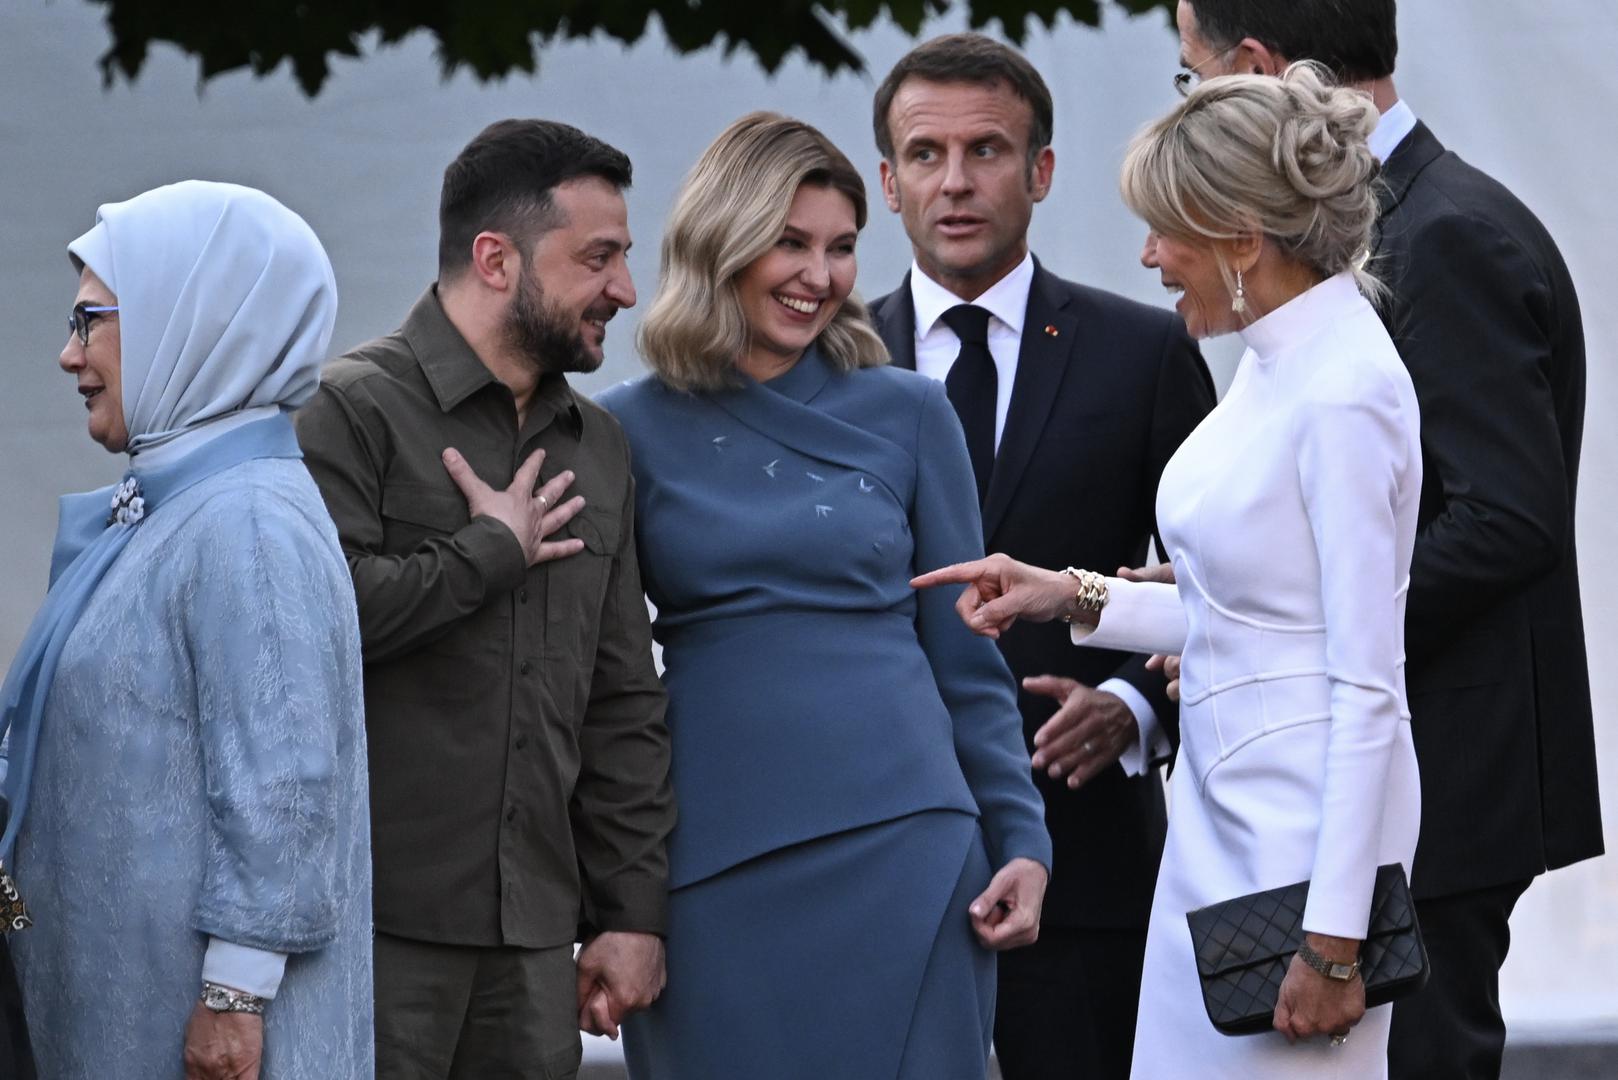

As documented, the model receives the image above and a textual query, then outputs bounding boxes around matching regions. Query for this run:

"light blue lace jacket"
[9,458,373,1078]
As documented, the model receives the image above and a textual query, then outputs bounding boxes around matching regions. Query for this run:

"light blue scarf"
[0,180,337,893]
[0,413,305,871]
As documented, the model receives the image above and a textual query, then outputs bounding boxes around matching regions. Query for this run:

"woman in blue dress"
[599,113,1051,1079]
[0,181,372,1078]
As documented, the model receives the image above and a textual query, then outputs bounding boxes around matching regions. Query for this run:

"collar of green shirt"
[400,286,585,437]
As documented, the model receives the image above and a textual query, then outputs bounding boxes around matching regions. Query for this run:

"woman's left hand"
[968,857,1048,950]
[1272,934,1366,1045]
[183,1001,262,1079]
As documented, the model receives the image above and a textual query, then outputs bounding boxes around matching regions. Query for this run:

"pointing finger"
[911,560,991,590]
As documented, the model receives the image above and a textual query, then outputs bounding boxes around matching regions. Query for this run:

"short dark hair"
[873,33,1054,167]
[1187,0,1398,82]
[438,119,632,278]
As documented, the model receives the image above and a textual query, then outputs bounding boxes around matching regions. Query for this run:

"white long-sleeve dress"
[1075,273,1423,1077]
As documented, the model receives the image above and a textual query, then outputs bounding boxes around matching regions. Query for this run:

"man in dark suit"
[867,34,1214,1079]
[1175,3,1604,1076]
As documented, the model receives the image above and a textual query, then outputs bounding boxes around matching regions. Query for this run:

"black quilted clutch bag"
[1186,863,1428,1036]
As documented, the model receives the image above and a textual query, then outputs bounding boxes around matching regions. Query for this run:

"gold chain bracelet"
[1058,568,1109,623]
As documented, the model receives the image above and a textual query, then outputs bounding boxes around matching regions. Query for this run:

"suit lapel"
[981,263,1076,544]
[870,274,918,371]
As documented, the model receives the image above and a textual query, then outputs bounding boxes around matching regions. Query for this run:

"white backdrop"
[2,0,1612,1042]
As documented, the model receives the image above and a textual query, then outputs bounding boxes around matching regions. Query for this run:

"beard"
[505,270,606,375]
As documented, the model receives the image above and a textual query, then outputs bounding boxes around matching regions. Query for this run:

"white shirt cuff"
[1069,578,1188,656]
[202,938,288,999]
[1098,677,1167,777]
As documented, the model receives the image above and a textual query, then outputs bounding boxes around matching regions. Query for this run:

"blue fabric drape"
[0,412,304,867]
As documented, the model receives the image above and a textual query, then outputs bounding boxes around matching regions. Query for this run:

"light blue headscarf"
[0,181,338,883]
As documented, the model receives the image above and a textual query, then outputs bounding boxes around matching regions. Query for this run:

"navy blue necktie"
[941,303,996,504]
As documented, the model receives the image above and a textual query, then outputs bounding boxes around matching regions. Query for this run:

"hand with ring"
[441,446,586,567]
[1272,933,1366,1045]
[1021,677,1139,790]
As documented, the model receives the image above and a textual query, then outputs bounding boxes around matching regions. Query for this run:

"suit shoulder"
[1059,277,1183,339]
[1396,152,1563,263]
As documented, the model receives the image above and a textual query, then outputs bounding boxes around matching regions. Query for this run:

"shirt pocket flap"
[557,510,618,555]
[380,484,469,533]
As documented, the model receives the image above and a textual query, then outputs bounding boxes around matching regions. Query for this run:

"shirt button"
[519,660,533,676]
[515,735,528,750]
[519,588,529,604]
[505,807,517,823]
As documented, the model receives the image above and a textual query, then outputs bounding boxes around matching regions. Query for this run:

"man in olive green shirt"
[296,119,673,1078]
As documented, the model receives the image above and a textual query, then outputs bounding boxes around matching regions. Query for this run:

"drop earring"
[1231,269,1247,315]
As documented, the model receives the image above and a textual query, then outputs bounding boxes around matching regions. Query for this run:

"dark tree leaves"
[90,0,1177,97]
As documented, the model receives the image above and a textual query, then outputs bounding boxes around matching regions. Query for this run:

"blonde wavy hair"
[1120,61,1385,306]
[638,112,889,392]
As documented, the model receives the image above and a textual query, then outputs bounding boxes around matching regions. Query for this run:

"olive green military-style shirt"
[295,287,673,949]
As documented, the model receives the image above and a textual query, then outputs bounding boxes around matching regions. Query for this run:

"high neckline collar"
[755,344,834,403]
[1238,272,1366,361]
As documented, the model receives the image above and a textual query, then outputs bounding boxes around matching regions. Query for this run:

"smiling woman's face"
[60,268,128,452]
[734,182,859,378]
[1140,229,1238,340]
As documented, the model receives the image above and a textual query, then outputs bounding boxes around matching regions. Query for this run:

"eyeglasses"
[1174,45,1240,96]
[69,303,119,346]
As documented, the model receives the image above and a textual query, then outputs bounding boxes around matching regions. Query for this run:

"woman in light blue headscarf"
[0,181,372,1079]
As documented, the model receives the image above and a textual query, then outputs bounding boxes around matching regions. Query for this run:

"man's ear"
[468,231,519,293]
[879,158,902,214]
[1233,36,1288,77]
[1029,145,1056,204]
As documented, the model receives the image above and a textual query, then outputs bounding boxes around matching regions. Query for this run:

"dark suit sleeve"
[1395,211,1570,653]
[911,381,1053,872]
[1104,317,1216,755]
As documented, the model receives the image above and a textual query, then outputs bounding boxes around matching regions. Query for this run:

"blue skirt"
[624,810,994,1080]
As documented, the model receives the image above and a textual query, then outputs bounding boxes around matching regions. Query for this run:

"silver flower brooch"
[108,476,146,527]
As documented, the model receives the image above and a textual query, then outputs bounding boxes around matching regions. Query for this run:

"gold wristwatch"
[1296,941,1361,982]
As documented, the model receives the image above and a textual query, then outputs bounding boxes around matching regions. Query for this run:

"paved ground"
[577,1041,1618,1078]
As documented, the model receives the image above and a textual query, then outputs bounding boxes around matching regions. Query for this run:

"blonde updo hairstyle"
[1120,62,1384,308]
[639,112,889,392]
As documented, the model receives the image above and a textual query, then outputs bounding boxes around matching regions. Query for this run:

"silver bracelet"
[200,981,268,1015]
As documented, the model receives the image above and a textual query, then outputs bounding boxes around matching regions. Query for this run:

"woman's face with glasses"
[60,268,128,452]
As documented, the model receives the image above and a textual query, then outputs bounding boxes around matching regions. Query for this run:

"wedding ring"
[538,495,550,511]
[1330,1033,1349,1047]
[1082,740,1097,755]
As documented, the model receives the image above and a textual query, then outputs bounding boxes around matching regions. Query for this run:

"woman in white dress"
[914,64,1421,1077]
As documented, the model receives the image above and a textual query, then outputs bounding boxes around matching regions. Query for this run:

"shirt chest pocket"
[379,483,470,555]
[543,508,621,663]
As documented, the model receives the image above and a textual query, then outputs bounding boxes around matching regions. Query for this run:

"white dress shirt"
[907,256,1166,766]
[1369,97,1418,163]
[910,253,1032,453]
